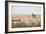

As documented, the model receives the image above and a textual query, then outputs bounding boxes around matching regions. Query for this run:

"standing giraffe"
[32,13,36,18]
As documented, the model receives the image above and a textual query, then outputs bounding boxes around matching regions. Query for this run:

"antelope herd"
[11,14,41,28]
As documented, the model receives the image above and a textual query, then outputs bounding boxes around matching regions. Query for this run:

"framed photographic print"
[5,1,45,33]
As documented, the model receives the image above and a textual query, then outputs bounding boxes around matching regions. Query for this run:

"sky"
[11,5,41,15]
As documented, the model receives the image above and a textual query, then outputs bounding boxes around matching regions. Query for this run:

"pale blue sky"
[11,6,41,15]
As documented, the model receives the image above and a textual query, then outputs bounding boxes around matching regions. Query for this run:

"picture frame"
[5,1,45,33]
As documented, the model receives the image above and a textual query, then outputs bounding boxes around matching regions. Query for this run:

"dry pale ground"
[11,15,41,28]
